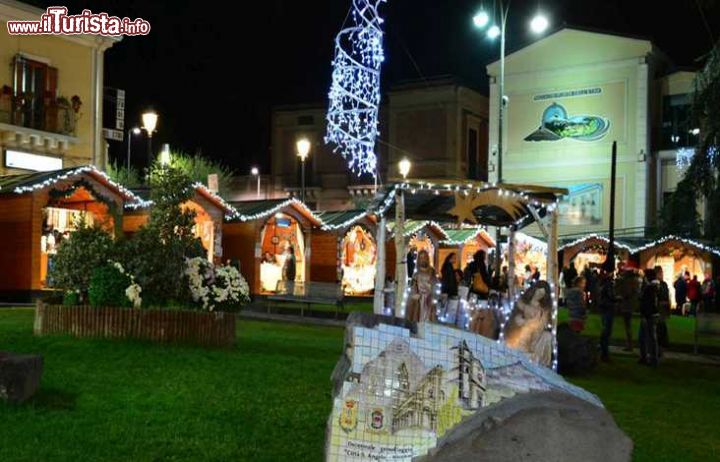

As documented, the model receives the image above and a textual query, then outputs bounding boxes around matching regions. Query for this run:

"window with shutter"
[11,55,56,131]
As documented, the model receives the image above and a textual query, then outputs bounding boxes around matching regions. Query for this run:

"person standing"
[639,268,660,367]
[615,268,641,352]
[440,253,459,298]
[655,266,671,353]
[702,271,716,314]
[282,244,297,295]
[566,276,588,333]
[406,248,417,279]
[565,262,578,290]
[463,250,491,298]
[597,269,616,362]
[687,275,702,316]
[673,272,687,316]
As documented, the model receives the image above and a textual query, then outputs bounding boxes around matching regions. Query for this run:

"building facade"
[486,27,697,237]
[0,0,119,175]
[262,77,489,210]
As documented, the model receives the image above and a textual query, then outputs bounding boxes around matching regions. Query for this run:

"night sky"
[27,0,720,173]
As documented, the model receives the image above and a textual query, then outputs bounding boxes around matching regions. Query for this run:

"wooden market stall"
[385,220,448,278]
[0,166,139,301]
[558,234,633,274]
[312,210,377,296]
[636,236,719,307]
[222,199,322,295]
[438,226,496,273]
[123,183,234,262]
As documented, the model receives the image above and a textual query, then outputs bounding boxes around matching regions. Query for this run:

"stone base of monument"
[0,352,43,403]
[415,391,632,462]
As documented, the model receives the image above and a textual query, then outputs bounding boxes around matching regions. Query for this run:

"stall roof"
[125,183,236,216]
[0,165,143,203]
[558,234,637,253]
[441,227,496,247]
[557,233,720,258]
[316,210,370,231]
[387,220,450,240]
[227,198,323,226]
[371,180,568,228]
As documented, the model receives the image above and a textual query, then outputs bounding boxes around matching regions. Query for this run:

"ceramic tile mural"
[326,320,601,461]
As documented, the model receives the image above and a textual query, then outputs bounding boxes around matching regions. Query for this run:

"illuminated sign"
[4,150,62,172]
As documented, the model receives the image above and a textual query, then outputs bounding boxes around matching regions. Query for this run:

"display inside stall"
[340,225,377,295]
[502,232,547,288]
[642,241,713,308]
[41,185,115,288]
[259,213,306,292]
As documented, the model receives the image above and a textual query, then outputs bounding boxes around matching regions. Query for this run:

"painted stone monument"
[326,314,602,461]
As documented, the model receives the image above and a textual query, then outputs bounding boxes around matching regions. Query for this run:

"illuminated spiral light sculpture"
[325,0,387,178]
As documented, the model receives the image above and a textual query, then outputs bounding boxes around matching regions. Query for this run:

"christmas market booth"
[0,166,141,301]
[222,199,322,295]
[386,220,449,276]
[636,235,719,307]
[123,183,234,262]
[313,210,377,296]
[558,234,634,274]
[439,226,496,273]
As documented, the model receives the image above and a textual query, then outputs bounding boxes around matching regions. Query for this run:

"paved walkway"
[608,345,720,366]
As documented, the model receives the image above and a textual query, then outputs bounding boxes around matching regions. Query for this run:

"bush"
[62,291,80,306]
[88,264,133,308]
[185,257,250,312]
[50,220,114,299]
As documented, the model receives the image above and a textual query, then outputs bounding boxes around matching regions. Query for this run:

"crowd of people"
[561,261,718,367]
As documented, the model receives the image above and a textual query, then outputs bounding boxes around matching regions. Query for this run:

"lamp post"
[141,110,158,166]
[394,157,412,317]
[126,127,141,170]
[251,166,260,199]
[296,138,311,203]
[473,5,549,278]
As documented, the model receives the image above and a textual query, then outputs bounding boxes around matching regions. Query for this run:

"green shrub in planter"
[88,264,132,308]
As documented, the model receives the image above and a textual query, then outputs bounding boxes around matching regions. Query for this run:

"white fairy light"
[325,0,387,177]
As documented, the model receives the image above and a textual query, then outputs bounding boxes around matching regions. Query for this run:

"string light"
[319,211,369,231]
[557,233,635,253]
[325,0,387,177]
[7,165,150,207]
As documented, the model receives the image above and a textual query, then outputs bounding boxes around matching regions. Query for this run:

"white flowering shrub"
[88,261,142,309]
[184,257,250,312]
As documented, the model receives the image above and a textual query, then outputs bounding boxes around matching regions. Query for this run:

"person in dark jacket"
[564,262,578,291]
[655,266,671,352]
[406,248,417,279]
[463,250,491,297]
[566,276,587,333]
[615,268,641,352]
[673,273,687,315]
[597,269,616,362]
[441,253,459,298]
[638,268,660,366]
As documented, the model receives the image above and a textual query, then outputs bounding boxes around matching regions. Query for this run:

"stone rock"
[415,391,632,462]
[557,323,598,375]
[0,352,43,403]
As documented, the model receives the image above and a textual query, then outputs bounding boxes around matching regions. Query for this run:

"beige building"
[256,77,488,210]
[0,0,119,175]
[487,27,697,236]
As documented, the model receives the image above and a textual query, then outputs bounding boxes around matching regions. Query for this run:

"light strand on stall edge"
[320,211,369,231]
[229,198,325,225]
[557,233,635,253]
[9,165,152,208]
[632,234,720,258]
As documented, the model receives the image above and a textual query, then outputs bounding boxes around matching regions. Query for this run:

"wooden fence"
[34,301,236,348]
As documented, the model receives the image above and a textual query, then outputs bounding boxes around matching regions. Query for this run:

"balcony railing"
[0,86,80,137]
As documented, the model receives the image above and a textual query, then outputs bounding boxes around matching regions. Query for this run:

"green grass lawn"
[557,308,720,352]
[1,307,719,462]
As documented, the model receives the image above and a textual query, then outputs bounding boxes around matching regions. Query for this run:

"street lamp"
[141,110,158,165]
[398,157,411,180]
[126,127,141,170]
[473,4,550,278]
[251,166,261,199]
[296,138,311,203]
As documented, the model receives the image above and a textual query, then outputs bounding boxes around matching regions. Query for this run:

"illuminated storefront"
[559,235,632,274]
[258,212,307,292]
[340,225,377,295]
